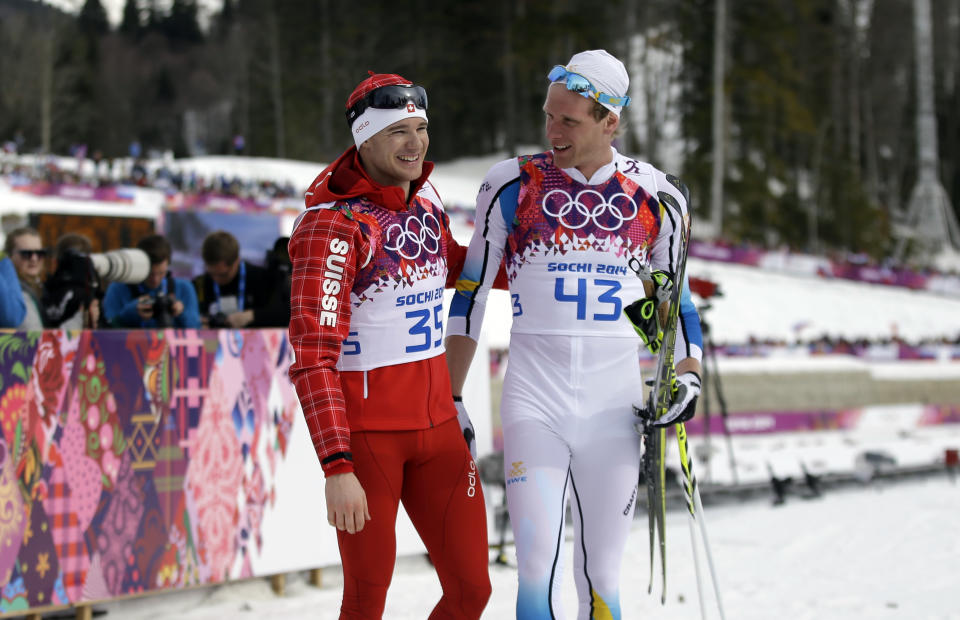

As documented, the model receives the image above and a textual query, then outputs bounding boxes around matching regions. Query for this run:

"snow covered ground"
[99,475,960,619]
[686,258,960,345]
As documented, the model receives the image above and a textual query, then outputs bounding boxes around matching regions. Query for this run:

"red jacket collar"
[304,146,434,212]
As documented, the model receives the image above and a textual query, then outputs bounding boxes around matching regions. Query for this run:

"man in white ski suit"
[446,49,704,620]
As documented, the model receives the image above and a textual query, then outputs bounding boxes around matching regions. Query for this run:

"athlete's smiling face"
[359,117,429,193]
[544,83,619,179]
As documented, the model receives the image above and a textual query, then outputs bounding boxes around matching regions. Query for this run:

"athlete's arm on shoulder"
[474,157,522,230]
[288,206,369,475]
[447,158,519,340]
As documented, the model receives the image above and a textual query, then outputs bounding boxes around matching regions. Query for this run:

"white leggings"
[501,333,644,620]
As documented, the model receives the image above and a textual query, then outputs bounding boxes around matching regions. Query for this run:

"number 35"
[406,304,444,352]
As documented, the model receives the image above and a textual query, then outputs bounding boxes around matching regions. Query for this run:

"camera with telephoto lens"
[42,248,151,327]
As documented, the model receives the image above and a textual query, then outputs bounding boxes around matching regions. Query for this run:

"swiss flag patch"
[407,103,415,113]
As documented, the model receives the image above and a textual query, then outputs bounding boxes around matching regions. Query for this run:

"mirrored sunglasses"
[346,84,429,126]
[547,65,631,108]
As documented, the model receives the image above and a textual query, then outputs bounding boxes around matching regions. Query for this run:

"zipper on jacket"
[363,370,368,399]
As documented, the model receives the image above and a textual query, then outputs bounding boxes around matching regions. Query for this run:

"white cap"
[563,49,630,116]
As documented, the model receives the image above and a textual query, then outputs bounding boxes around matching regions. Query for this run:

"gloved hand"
[453,396,477,460]
[632,371,701,433]
[652,371,700,427]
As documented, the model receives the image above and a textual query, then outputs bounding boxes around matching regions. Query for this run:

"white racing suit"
[448,148,703,620]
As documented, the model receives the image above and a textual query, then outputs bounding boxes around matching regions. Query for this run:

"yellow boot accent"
[590,589,615,620]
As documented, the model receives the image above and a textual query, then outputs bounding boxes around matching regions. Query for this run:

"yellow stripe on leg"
[591,589,615,620]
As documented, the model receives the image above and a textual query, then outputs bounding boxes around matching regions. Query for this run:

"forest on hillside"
[1,0,959,261]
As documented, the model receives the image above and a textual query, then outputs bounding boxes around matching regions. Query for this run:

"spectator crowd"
[0,227,290,331]
[0,154,300,207]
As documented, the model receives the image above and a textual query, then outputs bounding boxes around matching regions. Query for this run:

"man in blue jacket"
[0,251,27,327]
[103,234,201,328]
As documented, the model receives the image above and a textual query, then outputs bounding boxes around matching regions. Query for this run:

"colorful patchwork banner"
[0,329,306,614]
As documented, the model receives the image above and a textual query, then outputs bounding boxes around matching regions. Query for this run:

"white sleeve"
[446,158,520,341]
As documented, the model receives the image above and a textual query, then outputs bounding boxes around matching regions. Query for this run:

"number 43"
[553,277,622,321]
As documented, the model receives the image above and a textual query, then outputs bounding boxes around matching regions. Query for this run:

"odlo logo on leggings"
[467,459,477,497]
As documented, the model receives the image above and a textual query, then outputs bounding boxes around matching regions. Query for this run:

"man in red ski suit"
[288,72,492,619]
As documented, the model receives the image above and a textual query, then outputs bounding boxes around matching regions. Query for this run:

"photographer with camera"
[103,234,200,329]
[42,233,101,329]
[193,230,282,328]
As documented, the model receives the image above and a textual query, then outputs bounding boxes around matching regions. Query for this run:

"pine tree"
[164,0,203,47]
[119,0,142,39]
[78,0,109,37]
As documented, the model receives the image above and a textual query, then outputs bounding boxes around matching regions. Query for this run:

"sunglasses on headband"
[345,84,429,126]
[547,65,631,108]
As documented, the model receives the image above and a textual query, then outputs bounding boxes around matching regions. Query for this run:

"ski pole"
[677,422,727,620]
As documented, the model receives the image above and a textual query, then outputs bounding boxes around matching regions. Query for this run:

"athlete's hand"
[453,397,477,460]
[325,472,371,534]
[652,371,701,427]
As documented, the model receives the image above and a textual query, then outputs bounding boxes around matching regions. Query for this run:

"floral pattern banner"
[0,329,299,613]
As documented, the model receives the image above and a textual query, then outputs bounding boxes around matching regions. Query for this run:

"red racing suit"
[288,146,491,619]
[289,147,470,475]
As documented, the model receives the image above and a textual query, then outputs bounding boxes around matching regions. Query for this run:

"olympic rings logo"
[384,211,442,260]
[541,189,638,231]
